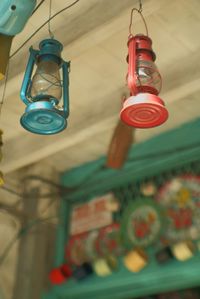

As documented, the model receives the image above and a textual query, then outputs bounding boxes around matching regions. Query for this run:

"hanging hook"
[128,0,148,37]
[48,0,55,39]
[138,0,143,12]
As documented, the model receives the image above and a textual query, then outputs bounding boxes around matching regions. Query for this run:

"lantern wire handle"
[128,3,149,37]
[48,0,55,39]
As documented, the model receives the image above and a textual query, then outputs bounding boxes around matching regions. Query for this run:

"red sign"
[70,194,114,236]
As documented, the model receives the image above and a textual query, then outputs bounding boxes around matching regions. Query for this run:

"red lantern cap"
[128,34,156,61]
[49,264,72,285]
[120,93,168,128]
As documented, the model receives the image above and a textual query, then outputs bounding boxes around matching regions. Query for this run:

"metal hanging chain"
[129,0,149,37]
[48,0,54,39]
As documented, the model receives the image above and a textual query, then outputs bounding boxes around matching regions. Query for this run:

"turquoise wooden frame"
[43,118,200,299]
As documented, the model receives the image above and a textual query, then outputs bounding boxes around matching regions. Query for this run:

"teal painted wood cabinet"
[43,118,200,299]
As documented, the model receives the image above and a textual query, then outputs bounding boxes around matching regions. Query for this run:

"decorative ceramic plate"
[121,198,162,248]
[95,223,122,257]
[84,230,99,261]
[65,233,89,266]
[157,175,200,242]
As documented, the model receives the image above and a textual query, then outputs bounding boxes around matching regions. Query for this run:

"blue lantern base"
[20,101,67,135]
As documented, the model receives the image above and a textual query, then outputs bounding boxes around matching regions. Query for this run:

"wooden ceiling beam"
[2,76,200,174]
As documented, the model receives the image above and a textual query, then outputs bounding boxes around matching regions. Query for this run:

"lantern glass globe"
[31,60,62,101]
[136,60,161,94]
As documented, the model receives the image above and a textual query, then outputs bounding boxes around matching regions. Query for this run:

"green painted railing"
[43,117,200,299]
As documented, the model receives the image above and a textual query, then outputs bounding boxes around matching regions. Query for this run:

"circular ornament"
[121,198,162,248]
[157,175,200,242]
[95,223,122,257]
[65,233,88,266]
[84,230,99,261]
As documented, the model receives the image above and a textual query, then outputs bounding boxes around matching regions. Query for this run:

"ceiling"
[0,1,200,297]
[0,0,200,174]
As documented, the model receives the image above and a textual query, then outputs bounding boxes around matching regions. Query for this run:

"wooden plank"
[0,34,13,80]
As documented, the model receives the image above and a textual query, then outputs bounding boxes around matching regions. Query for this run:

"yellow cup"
[124,248,148,272]
[171,241,194,261]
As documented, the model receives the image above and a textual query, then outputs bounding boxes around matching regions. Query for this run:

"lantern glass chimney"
[31,59,62,101]
[136,59,161,94]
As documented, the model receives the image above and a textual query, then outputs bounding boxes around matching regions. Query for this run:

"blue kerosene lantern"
[20,39,70,135]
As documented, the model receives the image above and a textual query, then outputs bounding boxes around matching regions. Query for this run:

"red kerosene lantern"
[120,25,168,128]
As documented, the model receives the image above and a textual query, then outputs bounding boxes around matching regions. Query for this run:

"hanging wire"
[10,0,80,59]
[0,174,75,203]
[0,215,58,267]
[48,0,54,39]
[0,62,10,119]
[138,0,143,12]
[129,0,149,37]
[31,0,46,16]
